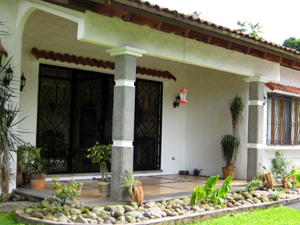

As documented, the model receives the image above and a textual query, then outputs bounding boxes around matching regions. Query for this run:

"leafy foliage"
[221,94,244,168]
[17,143,42,165]
[271,151,296,178]
[188,11,201,18]
[244,179,263,192]
[282,37,300,51]
[229,94,244,136]
[87,142,112,182]
[51,175,83,204]
[221,135,240,167]
[236,21,264,38]
[0,21,26,200]
[270,190,280,201]
[117,172,140,196]
[190,175,232,205]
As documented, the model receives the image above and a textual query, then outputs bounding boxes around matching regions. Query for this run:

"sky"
[149,0,300,45]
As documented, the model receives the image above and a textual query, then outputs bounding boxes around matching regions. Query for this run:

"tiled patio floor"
[15,175,246,207]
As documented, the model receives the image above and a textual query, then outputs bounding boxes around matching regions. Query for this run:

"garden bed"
[14,189,300,225]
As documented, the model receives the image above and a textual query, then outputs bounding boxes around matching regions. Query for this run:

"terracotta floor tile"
[26,175,246,200]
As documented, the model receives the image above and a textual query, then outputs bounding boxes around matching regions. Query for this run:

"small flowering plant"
[51,175,83,204]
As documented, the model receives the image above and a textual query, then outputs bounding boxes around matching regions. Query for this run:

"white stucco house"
[2,0,300,200]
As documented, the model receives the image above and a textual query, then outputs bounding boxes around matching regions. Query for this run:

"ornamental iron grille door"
[37,64,113,173]
[134,79,163,171]
[37,64,162,173]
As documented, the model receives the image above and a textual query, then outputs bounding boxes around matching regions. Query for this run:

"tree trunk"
[228,122,237,168]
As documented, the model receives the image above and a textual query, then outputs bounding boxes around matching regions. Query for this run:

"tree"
[236,21,264,39]
[188,11,201,18]
[0,22,24,200]
[282,37,300,51]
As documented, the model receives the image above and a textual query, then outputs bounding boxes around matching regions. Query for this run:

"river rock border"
[15,192,300,225]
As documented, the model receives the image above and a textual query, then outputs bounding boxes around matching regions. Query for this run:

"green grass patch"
[191,206,300,225]
[0,211,25,225]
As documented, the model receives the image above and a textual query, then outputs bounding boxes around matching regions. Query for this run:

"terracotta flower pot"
[222,167,236,180]
[30,173,47,189]
[128,182,144,207]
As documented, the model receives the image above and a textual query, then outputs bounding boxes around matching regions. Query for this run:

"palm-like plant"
[221,94,244,169]
[0,22,25,199]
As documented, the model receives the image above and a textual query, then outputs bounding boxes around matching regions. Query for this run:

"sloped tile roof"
[265,82,300,95]
[119,0,297,55]
[31,47,176,81]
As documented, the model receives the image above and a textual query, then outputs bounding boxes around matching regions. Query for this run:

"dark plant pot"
[128,182,144,207]
[98,181,110,197]
[222,167,236,180]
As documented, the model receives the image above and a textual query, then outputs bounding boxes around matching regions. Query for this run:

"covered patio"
[14,175,246,207]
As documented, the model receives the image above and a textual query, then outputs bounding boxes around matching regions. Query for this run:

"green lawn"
[1,205,300,225]
[192,205,300,225]
[0,211,24,225]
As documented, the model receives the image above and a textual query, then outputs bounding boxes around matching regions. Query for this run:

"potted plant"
[87,142,112,197]
[257,166,274,189]
[26,155,50,189]
[17,144,43,185]
[117,172,144,206]
[221,94,244,180]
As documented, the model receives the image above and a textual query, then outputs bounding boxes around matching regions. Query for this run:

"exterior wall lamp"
[2,64,13,87]
[20,73,26,91]
[173,94,181,108]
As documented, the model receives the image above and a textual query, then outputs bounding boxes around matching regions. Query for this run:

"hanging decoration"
[179,37,188,103]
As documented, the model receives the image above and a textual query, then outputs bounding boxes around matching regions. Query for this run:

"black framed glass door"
[36,64,113,173]
[37,64,162,173]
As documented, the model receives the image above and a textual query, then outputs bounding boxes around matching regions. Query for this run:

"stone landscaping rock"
[123,205,135,212]
[214,205,222,210]
[227,203,233,207]
[92,206,105,212]
[124,211,143,218]
[182,198,190,204]
[70,208,81,215]
[31,212,43,219]
[125,216,136,223]
[16,185,300,225]
[88,212,98,220]
[75,215,88,223]
[104,216,117,224]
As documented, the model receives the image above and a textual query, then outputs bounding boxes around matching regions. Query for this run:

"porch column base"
[247,147,264,181]
[111,146,133,201]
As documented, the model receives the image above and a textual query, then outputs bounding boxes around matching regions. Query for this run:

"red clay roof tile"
[31,47,176,81]
[265,82,300,95]
[0,42,7,57]
[110,0,299,56]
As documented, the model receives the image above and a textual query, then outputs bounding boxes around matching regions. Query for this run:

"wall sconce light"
[20,73,26,92]
[263,94,267,106]
[173,94,181,108]
[178,88,188,103]
[2,64,13,87]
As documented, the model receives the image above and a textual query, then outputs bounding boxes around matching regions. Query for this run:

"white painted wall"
[184,65,249,179]
[262,67,300,171]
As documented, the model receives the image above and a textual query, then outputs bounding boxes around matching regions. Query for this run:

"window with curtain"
[267,93,300,145]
